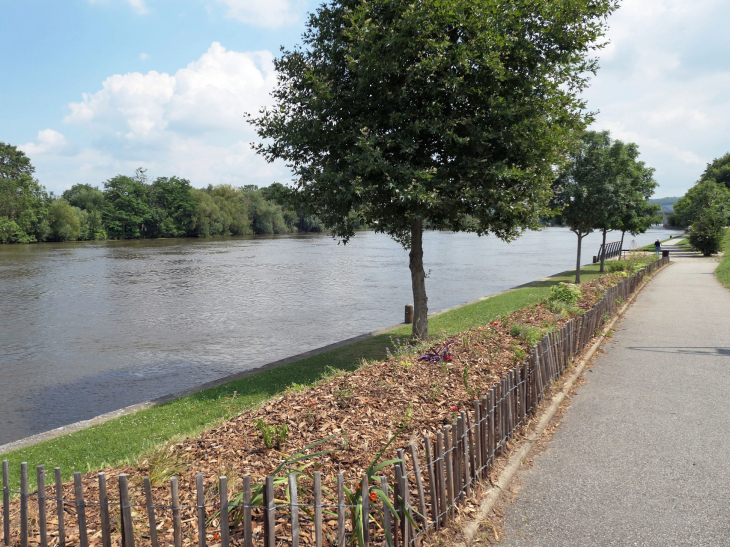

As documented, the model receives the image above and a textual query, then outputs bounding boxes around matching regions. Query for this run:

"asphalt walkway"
[500,243,730,546]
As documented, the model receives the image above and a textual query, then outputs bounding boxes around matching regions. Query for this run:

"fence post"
[37,466,47,547]
[170,477,182,547]
[54,468,65,547]
[289,474,300,547]
[99,473,111,547]
[118,474,133,547]
[219,477,229,547]
[20,462,28,547]
[314,472,323,547]
[242,476,252,547]
[143,477,158,547]
[263,476,275,547]
[74,472,89,547]
[423,436,438,530]
[408,443,428,532]
[337,474,346,547]
[196,473,206,547]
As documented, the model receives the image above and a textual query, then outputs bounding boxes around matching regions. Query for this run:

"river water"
[0,227,675,445]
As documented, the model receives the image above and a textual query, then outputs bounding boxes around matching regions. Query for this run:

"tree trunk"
[599,228,607,273]
[409,219,428,340]
[575,232,583,284]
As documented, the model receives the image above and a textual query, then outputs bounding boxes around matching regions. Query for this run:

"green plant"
[306,402,315,425]
[428,384,443,403]
[342,428,415,547]
[396,403,414,430]
[334,385,354,409]
[218,436,340,527]
[547,282,582,304]
[513,346,527,365]
[140,442,186,486]
[255,419,289,449]
[607,260,628,272]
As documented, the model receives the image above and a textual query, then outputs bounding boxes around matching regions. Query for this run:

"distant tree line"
[0,142,331,244]
[668,153,730,255]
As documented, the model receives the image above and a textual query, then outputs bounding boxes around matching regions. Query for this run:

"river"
[0,227,676,445]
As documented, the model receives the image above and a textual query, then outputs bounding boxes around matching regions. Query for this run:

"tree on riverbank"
[0,147,327,242]
[552,131,658,282]
[250,0,618,340]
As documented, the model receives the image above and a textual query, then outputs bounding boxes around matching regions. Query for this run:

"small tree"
[552,131,657,282]
[251,0,618,339]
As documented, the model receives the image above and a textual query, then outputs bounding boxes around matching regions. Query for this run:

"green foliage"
[547,283,582,304]
[689,209,727,256]
[509,323,547,347]
[0,144,51,243]
[673,180,730,230]
[552,130,658,281]
[715,229,730,290]
[251,0,618,338]
[698,152,730,192]
[255,419,289,449]
[47,199,82,241]
[343,428,411,547]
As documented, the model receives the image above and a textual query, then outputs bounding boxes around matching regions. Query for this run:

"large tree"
[0,143,50,243]
[552,131,657,282]
[251,0,617,339]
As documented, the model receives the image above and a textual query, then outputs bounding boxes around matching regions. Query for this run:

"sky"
[2,0,729,199]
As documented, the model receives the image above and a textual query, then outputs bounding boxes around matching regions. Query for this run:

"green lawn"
[2,263,611,491]
[639,235,683,252]
[715,228,730,290]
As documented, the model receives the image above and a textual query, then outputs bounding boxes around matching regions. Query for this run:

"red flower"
[451,406,459,411]
[356,483,362,490]
[445,354,452,361]
[369,492,377,502]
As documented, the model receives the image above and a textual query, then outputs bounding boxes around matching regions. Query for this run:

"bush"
[547,282,582,304]
[689,220,724,256]
[607,260,628,272]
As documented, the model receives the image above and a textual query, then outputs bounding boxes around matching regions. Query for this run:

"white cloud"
[35,42,287,193]
[139,52,150,60]
[65,43,276,141]
[20,129,70,156]
[213,0,303,28]
[584,0,730,196]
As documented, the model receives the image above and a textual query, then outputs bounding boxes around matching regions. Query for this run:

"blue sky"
[2,0,729,198]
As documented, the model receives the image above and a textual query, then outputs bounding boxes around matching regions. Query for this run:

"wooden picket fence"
[1,257,669,547]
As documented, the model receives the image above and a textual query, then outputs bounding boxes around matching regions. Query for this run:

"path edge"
[455,260,673,546]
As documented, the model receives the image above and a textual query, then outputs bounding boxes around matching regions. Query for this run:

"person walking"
[654,239,661,257]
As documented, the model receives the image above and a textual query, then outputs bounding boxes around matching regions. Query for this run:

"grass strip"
[715,228,730,290]
[639,235,682,251]
[2,263,610,489]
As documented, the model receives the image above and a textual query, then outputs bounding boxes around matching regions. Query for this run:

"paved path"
[500,245,730,546]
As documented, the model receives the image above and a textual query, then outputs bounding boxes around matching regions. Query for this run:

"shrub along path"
[498,249,730,545]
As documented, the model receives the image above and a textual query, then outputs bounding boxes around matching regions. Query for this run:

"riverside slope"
[500,242,730,546]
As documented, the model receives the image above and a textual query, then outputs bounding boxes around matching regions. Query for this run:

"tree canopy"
[251,0,618,338]
[552,131,658,282]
